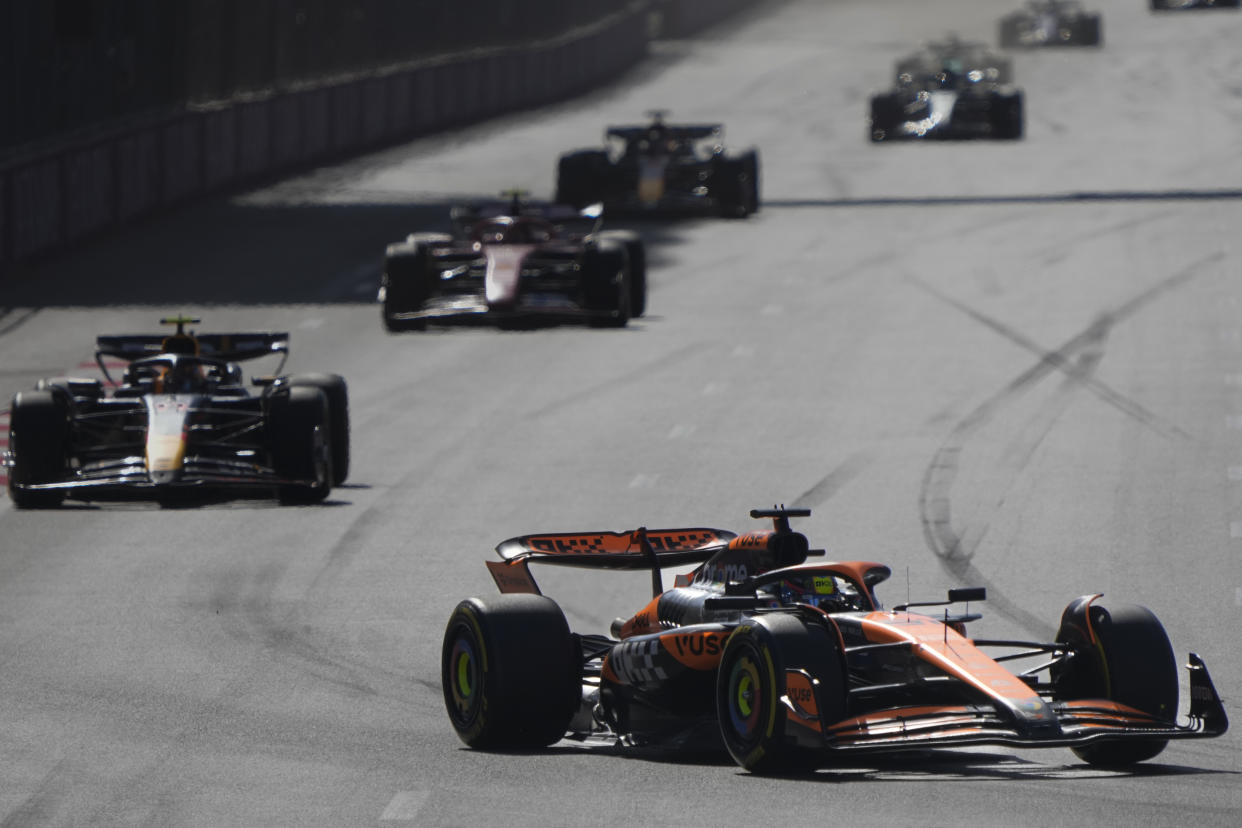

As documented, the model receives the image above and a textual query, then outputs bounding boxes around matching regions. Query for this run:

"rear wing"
[95,332,290,387]
[607,124,722,142]
[488,527,735,596]
[96,332,290,363]
[451,200,595,225]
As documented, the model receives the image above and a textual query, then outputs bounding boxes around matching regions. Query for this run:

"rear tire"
[441,594,580,749]
[287,374,350,485]
[992,91,1024,140]
[555,150,610,209]
[7,390,69,508]
[998,16,1022,48]
[1053,600,1178,766]
[1078,16,1102,46]
[717,614,846,773]
[268,386,331,504]
[35,377,103,403]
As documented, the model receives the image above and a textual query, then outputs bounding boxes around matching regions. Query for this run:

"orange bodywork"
[618,595,664,638]
[661,630,729,670]
[859,611,1052,717]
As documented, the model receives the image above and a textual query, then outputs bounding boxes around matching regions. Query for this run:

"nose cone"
[149,469,181,485]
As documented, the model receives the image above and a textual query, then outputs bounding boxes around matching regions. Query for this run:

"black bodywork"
[999,2,1102,47]
[555,113,759,217]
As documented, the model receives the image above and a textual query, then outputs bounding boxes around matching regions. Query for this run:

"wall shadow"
[0,195,699,309]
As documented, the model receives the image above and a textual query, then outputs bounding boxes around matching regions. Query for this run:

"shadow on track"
[0,197,699,310]
[466,740,1239,783]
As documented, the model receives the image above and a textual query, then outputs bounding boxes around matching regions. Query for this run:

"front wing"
[10,455,317,497]
[792,653,1227,754]
[382,292,617,323]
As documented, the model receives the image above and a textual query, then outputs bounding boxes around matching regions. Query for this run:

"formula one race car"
[442,508,1227,772]
[5,317,349,507]
[871,39,1024,142]
[380,195,645,331]
[999,2,1102,47]
[1151,0,1238,9]
[555,112,759,218]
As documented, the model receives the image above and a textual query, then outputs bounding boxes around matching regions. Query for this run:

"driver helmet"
[154,357,208,394]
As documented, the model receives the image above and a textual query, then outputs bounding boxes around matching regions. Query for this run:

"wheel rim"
[447,627,483,725]
[725,652,764,743]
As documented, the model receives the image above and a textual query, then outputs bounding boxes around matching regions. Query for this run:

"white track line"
[379,790,429,822]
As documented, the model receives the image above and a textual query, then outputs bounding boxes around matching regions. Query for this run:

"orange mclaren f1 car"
[442,508,1227,772]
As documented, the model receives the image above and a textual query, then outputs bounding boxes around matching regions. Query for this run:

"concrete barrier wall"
[0,2,769,272]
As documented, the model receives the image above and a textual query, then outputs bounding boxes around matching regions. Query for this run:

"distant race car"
[871,38,1024,142]
[999,2,1102,47]
[895,36,1014,86]
[555,112,759,217]
[1151,0,1238,9]
[380,195,646,331]
[442,508,1227,772]
[4,317,349,507]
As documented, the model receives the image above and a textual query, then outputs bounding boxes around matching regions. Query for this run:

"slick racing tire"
[382,235,448,332]
[869,94,904,143]
[555,150,610,209]
[596,230,647,318]
[991,91,1024,140]
[717,614,847,774]
[743,151,761,215]
[441,594,581,749]
[1077,15,1102,46]
[268,386,331,504]
[582,241,631,328]
[1052,600,1178,766]
[7,390,69,509]
[287,373,350,486]
[712,154,759,218]
[998,16,1023,48]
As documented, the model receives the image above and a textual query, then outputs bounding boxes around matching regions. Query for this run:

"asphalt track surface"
[2,1,1241,825]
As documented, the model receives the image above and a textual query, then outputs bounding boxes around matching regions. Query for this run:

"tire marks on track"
[916,252,1222,636]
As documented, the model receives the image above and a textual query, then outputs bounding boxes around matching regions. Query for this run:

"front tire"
[596,230,647,318]
[716,614,846,773]
[582,242,631,327]
[1053,600,1178,766]
[382,235,448,332]
[869,93,903,142]
[268,386,331,504]
[287,373,350,485]
[441,594,580,749]
[7,390,69,508]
